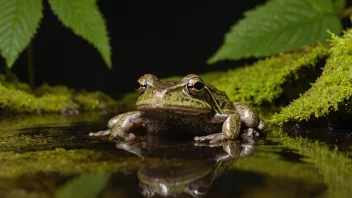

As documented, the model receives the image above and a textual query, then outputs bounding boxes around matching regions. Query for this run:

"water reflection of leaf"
[56,173,110,198]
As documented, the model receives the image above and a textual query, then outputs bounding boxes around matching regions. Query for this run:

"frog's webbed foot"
[116,140,147,157]
[89,129,112,137]
[194,133,228,144]
[89,111,143,141]
[241,128,259,138]
[194,139,241,159]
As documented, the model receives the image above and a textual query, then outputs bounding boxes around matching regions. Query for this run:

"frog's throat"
[136,104,211,115]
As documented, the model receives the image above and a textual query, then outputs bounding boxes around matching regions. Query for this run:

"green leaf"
[208,0,342,64]
[332,0,346,14]
[56,173,111,198]
[0,0,43,67]
[48,0,112,68]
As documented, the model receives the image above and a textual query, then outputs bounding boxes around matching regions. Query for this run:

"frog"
[137,150,238,198]
[114,135,248,197]
[89,74,265,143]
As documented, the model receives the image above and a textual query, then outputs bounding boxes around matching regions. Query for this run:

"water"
[0,113,351,198]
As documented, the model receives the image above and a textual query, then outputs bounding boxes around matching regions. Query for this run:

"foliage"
[48,0,111,68]
[271,29,352,125]
[0,0,111,68]
[0,0,43,67]
[208,0,344,64]
[56,173,111,198]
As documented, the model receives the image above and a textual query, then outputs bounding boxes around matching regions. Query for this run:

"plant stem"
[27,43,35,89]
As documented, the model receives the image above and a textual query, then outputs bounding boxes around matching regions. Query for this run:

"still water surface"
[0,113,350,198]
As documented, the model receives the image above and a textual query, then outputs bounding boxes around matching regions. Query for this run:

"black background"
[8,0,352,98]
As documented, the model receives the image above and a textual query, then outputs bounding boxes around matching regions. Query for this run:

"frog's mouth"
[137,104,211,115]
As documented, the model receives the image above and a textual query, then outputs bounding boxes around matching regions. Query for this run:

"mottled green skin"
[90,74,264,143]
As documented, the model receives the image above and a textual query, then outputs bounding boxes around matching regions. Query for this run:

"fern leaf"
[48,0,112,68]
[0,0,43,67]
[208,0,342,64]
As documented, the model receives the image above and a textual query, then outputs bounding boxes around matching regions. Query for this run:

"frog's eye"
[188,182,209,197]
[187,77,204,95]
[194,185,208,196]
[136,78,147,94]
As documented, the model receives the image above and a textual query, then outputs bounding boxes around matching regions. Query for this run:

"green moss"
[0,79,119,113]
[233,129,352,197]
[0,112,140,178]
[0,112,108,131]
[0,74,31,92]
[210,44,329,105]
[0,149,140,178]
[271,29,352,125]
[74,91,118,111]
[273,129,352,197]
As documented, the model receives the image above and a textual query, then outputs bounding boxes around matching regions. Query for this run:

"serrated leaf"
[0,0,43,67]
[208,0,342,64]
[48,0,112,68]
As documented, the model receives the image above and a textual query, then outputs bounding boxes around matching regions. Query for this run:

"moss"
[271,29,352,125]
[273,129,352,197]
[0,149,140,178]
[0,112,141,178]
[233,129,352,197]
[0,74,31,93]
[0,78,119,113]
[0,112,109,131]
[74,91,118,111]
[209,44,329,105]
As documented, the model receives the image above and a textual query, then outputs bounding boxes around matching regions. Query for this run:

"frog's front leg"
[194,111,241,144]
[89,111,143,141]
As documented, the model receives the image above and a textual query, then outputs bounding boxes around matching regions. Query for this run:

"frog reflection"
[115,136,257,197]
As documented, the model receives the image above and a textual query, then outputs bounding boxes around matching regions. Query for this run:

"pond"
[0,113,351,198]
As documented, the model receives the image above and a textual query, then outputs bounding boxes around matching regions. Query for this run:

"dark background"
[8,0,352,98]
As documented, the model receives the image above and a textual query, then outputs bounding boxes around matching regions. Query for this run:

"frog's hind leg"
[89,111,143,141]
[233,102,259,128]
[195,112,241,144]
[233,102,265,136]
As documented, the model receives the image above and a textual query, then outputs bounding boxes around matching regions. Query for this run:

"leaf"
[48,0,112,68]
[0,0,43,67]
[56,173,111,198]
[208,0,342,64]
[332,0,346,14]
